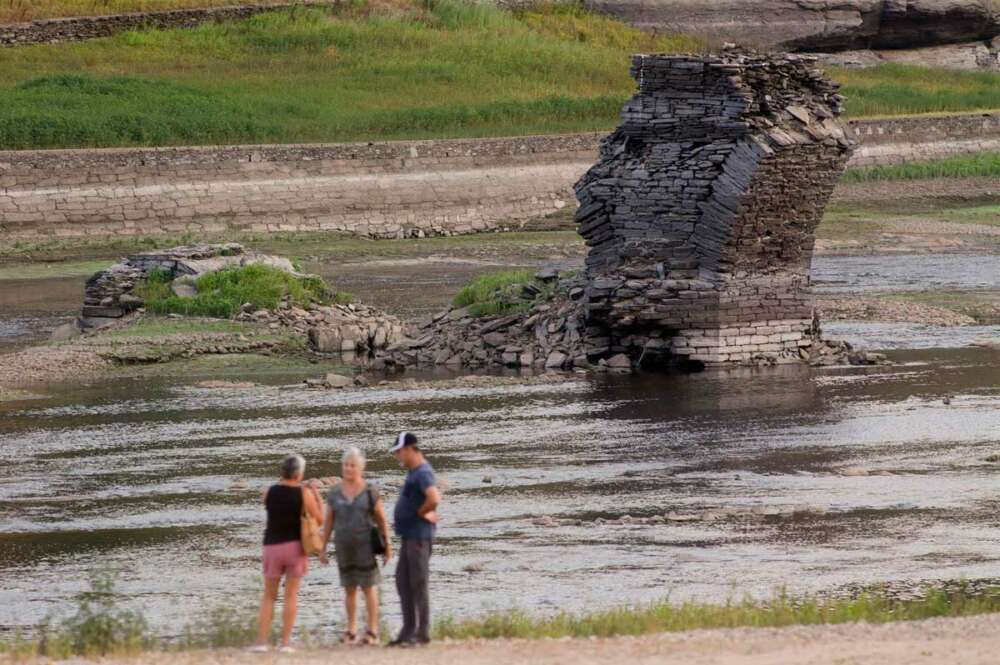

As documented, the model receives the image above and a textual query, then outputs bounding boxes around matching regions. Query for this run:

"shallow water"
[0,277,80,353]
[2,347,999,638]
[812,254,1000,294]
[824,322,1000,350]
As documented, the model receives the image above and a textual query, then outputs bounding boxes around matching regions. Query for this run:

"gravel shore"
[65,613,1000,665]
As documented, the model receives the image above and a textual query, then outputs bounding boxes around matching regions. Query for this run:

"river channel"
[1,251,999,639]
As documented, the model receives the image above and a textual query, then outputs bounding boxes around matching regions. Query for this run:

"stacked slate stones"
[575,51,855,367]
[378,50,867,371]
[80,243,245,329]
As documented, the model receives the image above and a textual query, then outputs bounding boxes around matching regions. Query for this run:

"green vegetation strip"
[137,264,349,318]
[842,152,1000,183]
[434,588,1000,640]
[98,317,254,338]
[1,2,997,150]
[0,2,697,150]
[831,64,1000,118]
[5,572,1000,658]
[452,268,540,317]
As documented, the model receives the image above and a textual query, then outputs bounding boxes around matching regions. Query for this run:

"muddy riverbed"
[2,221,999,640]
[1,346,999,639]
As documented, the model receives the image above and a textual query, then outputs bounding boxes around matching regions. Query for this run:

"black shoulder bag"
[367,487,387,556]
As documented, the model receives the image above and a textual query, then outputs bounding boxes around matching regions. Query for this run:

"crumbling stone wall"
[0,3,334,47]
[0,114,994,245]
[575,53,855,367]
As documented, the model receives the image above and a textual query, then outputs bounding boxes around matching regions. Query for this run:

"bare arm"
[321,503,335,547]
[418,486,440,519]
[373,497,393,559]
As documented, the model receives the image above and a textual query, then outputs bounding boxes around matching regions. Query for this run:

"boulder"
[544,351,568,368]
[170,276,198,298]
[308,327,343,353]
[606,353,633,370]
[118,293,144,310]
[482,332,508,347]
[325,373,352,389]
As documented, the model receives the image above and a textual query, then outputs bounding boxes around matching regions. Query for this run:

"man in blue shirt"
[388,431,440,647]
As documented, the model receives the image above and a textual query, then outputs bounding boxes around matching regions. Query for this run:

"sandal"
[361,629,379,646]
[339,631,357,645]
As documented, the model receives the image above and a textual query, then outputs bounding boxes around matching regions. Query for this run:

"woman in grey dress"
[320,446,392,645]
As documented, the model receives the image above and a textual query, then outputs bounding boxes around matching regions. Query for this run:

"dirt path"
[76,613,1000,665]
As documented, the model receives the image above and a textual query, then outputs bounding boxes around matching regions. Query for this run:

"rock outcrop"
[379,52,879,371]
[74,244,404,354]
[581,0,1000,53]
[80,243,296,328]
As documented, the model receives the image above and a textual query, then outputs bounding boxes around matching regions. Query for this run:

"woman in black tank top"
[264,484,303,545]
[251,454,323,653]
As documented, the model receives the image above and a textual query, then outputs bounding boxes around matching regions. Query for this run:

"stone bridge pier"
[575,52,856,368]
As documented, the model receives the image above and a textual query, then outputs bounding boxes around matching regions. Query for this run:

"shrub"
[136,264,350,318]
[36,571,155,658]
[452,269,551,317]
[180,605,259,649]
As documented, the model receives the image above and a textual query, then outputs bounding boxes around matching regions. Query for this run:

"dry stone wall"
[0,2,334,47]
[376,52,886,373]
[574,52,854,367]
[0,113,996,244]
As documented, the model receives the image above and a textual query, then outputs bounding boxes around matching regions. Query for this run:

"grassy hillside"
[0,1,997,150]
[0,0,294,23]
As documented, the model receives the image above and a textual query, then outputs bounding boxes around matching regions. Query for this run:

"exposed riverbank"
[1,189,998,392]
[8,607,1000,664]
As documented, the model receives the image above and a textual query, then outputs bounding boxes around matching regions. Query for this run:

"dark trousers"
[395,538,433,642]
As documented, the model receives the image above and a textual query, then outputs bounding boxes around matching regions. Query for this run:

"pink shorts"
[262,540,308,579]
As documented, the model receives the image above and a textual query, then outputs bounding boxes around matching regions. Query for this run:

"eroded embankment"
[2,111,997,244]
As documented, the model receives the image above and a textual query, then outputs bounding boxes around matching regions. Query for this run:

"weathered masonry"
[0,112,997,244]
[377,52,872,372]
[575,53,854,367]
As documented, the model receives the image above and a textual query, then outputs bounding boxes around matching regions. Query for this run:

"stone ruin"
[575,51,856,367]
[68,243,404,354]
[379,51,877,371]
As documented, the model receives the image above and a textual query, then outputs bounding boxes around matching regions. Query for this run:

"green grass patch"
[842,152,1000,183]
[0,8,997,150]
[435,587,1000,641]
[0,2,700,150]
[452,268,543,317]
[0,229,586,270]
[98,317,256,339]
[136,263,349,318]
[1,8,998,150]
[834,64,1000,117]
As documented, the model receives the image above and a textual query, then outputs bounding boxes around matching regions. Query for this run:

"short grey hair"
[281,453,306,480]
[342,446,366,467]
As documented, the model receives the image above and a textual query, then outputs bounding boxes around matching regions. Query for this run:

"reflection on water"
[0,277,81,353]
[813,254,1000,293]
[824,322,1000,350]
[2,348,999,636]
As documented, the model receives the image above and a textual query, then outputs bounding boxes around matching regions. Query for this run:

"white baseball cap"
[390,431,418,453]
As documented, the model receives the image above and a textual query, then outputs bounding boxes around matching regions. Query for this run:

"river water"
[2,347,999,637]
[1,252,999,638]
